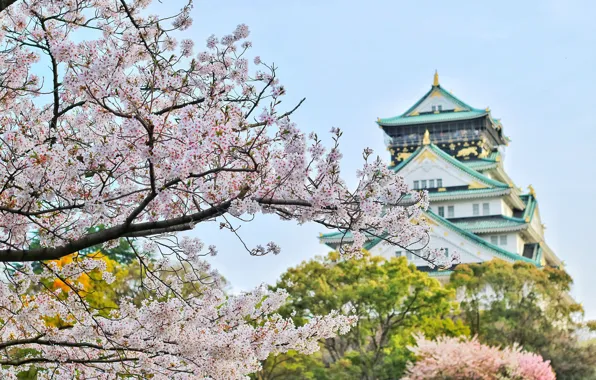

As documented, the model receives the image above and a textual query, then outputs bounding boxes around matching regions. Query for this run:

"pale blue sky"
[171,0,596,317]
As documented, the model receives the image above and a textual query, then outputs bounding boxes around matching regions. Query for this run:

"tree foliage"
[450,260,596,379]
[255,252,468,380]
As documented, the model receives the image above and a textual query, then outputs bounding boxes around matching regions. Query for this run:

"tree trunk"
[0,0,18,13]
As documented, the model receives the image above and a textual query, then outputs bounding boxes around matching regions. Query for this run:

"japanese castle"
[319,72,562,280]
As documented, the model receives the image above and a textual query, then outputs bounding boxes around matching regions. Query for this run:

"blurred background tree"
[450,260,596,380]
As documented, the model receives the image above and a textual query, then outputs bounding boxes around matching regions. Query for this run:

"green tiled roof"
[435,193,537,234]
[518,193,538,222]
[319,230,386,251]
[318,209,538,266]
[425,210,537,265]
[378,110,487,126]
[377,85,488,127]
[421,188,510,201]
[450,216,527,233]
[392,143,509,189]
[462,151,501,171]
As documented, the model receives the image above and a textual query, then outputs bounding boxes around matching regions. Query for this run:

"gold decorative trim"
[424,217,439,226]
[456,146,478,158]
[422,129,431,145]
[396,152,411,161]
[433,70,439,87]
[437,187,446,192]
[414,149,437,163]
[468,181,488,189]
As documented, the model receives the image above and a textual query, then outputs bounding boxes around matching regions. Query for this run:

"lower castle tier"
[319,72,561,281]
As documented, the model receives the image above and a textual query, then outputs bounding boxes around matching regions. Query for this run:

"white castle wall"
[429,198,504,218]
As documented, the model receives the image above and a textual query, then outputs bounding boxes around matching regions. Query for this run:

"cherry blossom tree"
[405,335,556,380]
[0,0,444,377]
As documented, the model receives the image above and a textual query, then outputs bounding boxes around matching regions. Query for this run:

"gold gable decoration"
[414,149,438,163]
[528,184,536,197]
[433,70,439,87]
[468,181,488,189]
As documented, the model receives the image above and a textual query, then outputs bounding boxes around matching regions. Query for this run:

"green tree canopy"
[256,251,468,380]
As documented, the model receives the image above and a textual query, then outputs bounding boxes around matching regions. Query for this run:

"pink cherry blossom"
[405,335,556,380]
[0,0,446,377]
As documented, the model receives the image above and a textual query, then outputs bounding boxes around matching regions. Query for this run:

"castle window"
[413,180,419,189]
[438,206,445,217]
[437,178,443,187]
[438,105,443,112]
[429,179,435,188]
[483,203,490,215]
[395,251,402,257]
[490,236,499,245]
[500,235,508,246]
[443,248,449,257]
[473,204,480,216]
[421,180,427,189]
[447,205,455,218]
[431,105,436,112]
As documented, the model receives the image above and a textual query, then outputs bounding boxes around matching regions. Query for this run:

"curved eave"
[463,162,499,171]
[378,111,487,127]
[460,224,529,234]
[506,191,527,211]
[427,144,509,189]
[540,241,562,268]
[320,211,538,266]
[429,188,510,201]
[426,210,538,265]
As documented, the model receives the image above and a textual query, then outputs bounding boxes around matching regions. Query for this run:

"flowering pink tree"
[0,0,450,378]
[405,335,556,380]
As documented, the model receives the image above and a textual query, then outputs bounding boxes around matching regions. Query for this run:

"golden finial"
[528,184,536,197]
[485,107,491,112]
[422,129,431,145]
[433,70,439,87]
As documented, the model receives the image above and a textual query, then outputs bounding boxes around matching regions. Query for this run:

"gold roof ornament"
[433,70,439,87]
[528,184,536,197]
[422,129,431,145]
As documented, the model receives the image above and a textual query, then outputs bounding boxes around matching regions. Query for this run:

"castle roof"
[377,71,503,130]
